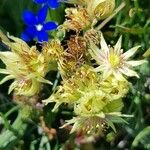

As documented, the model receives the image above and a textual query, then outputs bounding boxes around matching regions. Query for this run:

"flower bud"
[87,0,115,20]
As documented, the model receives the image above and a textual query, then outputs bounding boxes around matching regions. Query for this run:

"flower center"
[35,24,43,31]
[108,52,120,68]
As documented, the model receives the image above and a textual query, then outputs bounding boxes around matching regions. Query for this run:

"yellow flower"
[42,39,64,71]
[100,75,129,100]
[0,31,52,96]
[42,39,63,62]
[62,7,91,31]
[88,33,147,80]
[61,98,125,134]
[44,65,130,134]
[43,65,128,113]
[58,36,87,79]
[61,116,107,134]
[43,65,98,111]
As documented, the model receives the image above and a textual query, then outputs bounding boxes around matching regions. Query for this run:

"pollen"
[108,52,120,68]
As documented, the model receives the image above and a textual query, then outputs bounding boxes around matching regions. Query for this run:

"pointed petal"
[126,60,147,67]
[19,80,40,96]
[22,10,37,26]
[37,76,52,85]
[8,81,17,94]
[0,30,10,43]
[21,31,31,41]
[100,34,109,53]
[33,0,47,4]
[89,41,101,56]
[21,26,37,41]
[120,67,139,78]
[37,5,48,23]
[42,95,62,112]
[44,21,58,30]
[48,0,60,9]
[113,71,125,81]
[0,75,15,85]
[51,102,61,112]
[94,65,105,72]
[88,42,102,64]
[6,33,30,50]
[114,36,122,54]
[26,26,37,37]
[123,46,141,59]
[0,69,10,74]
[0,52,19,63]
[70,122,79,133]
[37,30,49,42]
[42,95,55,105]
[103,69,112,79]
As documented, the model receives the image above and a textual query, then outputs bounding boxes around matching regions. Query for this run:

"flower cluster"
[44,64,129,134]
[0,31,62,96]
[0,0,147,139]
[43,30,146,134]
[61,0,115,31]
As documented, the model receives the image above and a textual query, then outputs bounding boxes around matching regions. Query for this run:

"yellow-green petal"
[123,46,141,59]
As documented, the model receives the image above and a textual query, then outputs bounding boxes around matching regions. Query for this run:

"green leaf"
[106,119,116,133]
[132,126,150,149]
[47,4,65,24]
[106,115,128,124]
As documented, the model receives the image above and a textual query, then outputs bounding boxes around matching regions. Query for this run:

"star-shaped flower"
[88,34,147,80]
[21,5,58,42]
[0,31,52,96]
[34,0,60,9]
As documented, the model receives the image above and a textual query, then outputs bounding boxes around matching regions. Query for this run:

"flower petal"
[100,34,109,53]
[0,69,10,75]
[26,26,37,37]
[113,71,125,81]
[37,30,49,42]
[33,0,47,4]
[103,69,112,79]
[123,46,141,59]
[21,32,31,41]
[114,36,122,54]
[21,27,37,41]
[89,41,101,55]
[120,67,139,78]
[44,21,58,30]
[22,10,37,26]
[37,5,48,23]
[125,60,147,67]
[48,0,60,9]
[0,75,15,85]
[94,65,105,72]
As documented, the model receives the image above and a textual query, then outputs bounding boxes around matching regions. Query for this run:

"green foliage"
[132,126,150,149]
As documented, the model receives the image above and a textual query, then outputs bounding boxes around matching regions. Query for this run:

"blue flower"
[21,5,58,42]
[33,0,60,9]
